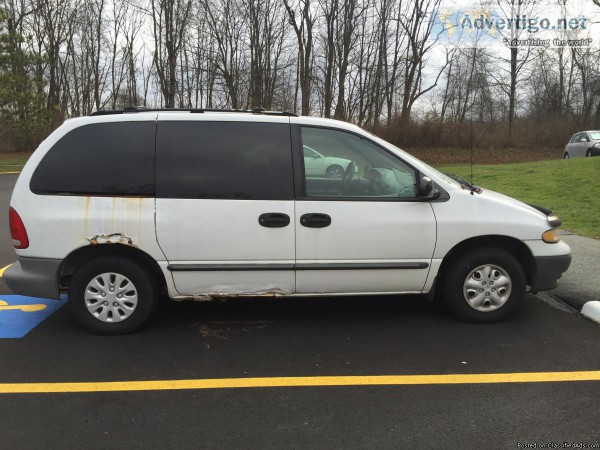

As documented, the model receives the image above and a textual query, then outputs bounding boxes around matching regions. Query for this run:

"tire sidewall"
[441,248,526,323]
[69,256,157,334]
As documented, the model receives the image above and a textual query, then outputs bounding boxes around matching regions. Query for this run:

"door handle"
[300,213,331,228]
[259,213,290,228]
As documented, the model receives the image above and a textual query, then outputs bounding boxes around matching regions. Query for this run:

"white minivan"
[5,109,571,334]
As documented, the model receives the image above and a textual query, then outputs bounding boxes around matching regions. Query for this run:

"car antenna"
[470,118,474,195]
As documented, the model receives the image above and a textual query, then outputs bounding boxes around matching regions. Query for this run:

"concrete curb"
[536,292,600,326]
[535,291,578,314]
[581,301,600,324]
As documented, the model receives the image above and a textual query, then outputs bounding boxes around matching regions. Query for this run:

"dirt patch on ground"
[405,147,562,165]
[195,320,271,339]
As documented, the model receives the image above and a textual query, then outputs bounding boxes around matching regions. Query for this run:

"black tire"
[69,256,158,334]
[440,248,526,323]
[325,164,344,178]
[563,152,569,159]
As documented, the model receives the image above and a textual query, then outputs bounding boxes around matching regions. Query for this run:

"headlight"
[542,229,561,243]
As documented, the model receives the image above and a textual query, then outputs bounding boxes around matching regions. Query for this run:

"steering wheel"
[364,164,379,195]
[340,161,356,194]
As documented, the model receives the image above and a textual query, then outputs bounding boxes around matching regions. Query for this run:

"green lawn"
[1,152,597,239]
[0,152,31,172]
[437,158,600,239]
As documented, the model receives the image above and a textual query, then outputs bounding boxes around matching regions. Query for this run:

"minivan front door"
[293,124,437,294]
[155,116,296,296]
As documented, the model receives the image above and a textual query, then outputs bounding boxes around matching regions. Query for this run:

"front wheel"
[440,248,526,323]
[326,164,344,178]
[586,149,592,157]
[563,152,570,159]
[69,256,158,334]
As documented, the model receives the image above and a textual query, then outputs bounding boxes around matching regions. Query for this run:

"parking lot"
[1,173,599,448]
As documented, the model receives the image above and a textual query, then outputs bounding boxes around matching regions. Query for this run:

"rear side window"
[30,122,155,196]
[156,121,293,200]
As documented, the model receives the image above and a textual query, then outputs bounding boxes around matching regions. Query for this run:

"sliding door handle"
[259,213,290,228]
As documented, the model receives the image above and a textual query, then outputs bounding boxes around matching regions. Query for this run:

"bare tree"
[150,0,193,107]
[397,0,446,123]
[245,0,287,109]
[203,0,246,108]
[283,0,314,115]
[319,0,337,117]
[118,0,145,107]
[3,0,598,154]
[35,0,79,126]
[490,0,538,145]
[333,0,362,120]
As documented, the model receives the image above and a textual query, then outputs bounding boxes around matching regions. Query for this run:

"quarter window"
[156,121,293,200]
[30,122,155,196]
[301,127,417,199]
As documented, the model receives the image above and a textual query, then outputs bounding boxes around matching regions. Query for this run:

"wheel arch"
[437,235,534,287]
[59,244,167,294]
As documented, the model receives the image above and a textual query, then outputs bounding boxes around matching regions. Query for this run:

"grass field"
[437,157,600,239]
[0,150,597,239]
[0,152,31,172]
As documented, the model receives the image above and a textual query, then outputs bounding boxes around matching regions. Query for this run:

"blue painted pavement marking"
[0,295,66,338]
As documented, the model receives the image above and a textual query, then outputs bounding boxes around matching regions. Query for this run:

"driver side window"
[301,126,417,199]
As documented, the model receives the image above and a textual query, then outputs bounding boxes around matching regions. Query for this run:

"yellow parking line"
[1,371,600,394]
[0,264,12,277]
[0,171,21,175]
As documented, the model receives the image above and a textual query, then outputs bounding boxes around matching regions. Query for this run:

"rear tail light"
[9,207,29,249]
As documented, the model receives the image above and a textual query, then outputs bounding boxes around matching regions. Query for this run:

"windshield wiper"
[448,175,482,195]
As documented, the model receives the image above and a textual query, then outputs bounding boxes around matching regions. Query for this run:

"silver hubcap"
[84,272,138,322]
[463,264,512,312]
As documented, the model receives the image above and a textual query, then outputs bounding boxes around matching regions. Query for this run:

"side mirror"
[417,176,440,199]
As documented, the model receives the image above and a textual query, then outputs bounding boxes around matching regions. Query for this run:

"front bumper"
[3,257,62,299]
[529,253,572,293]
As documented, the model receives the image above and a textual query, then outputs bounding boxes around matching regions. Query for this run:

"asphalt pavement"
[1,172,599,449]
[552,233,600,310]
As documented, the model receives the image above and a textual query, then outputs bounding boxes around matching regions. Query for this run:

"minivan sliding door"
[155,116,296,297]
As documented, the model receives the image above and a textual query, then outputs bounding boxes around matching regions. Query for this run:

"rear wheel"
[440,248,526,323]
[563,152,569,159]
[69,256,158,334]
